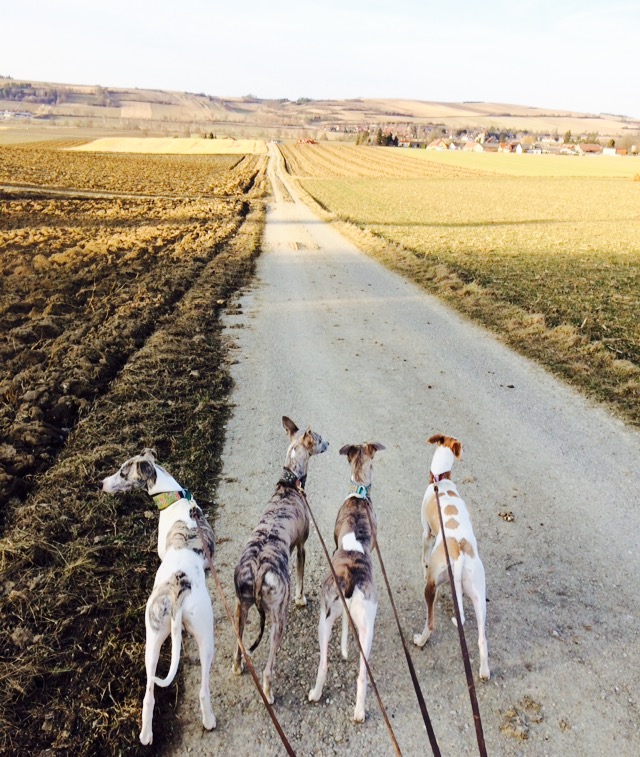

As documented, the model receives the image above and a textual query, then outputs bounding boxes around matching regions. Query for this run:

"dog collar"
[152,489,193,510]
[350,481,371,499]
[430,472,452,484]
[278,467,306,490]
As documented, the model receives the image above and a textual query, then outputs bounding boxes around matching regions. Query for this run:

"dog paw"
[479,665,490,681]
[413,632,429,647]
[352,708,366,723]
[139,729,153,745]
[203,711,217,731]
[308,687,321,702]
[231,661,243,676]
[262,681,275,705]
[295,594,307,607]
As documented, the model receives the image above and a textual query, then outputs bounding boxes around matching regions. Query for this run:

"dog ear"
[141,447,156,460]
[451,440,463,459]
[282,416,299,437]
[339,444,356,459]
[366,442,385,456]
[428,434,444,446]
[302,428,315,449]
[136,460,157,487]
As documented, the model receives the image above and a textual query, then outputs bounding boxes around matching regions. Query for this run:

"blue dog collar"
[350,481,371,499]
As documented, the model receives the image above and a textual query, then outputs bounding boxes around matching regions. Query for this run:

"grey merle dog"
[102,448,216,745]
[232,416,329,704]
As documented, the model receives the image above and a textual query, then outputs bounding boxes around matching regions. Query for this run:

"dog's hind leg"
[464,562,490,680]
[262,610,285,704]
[352,594,377,724]
[261,575,291,704]
[188,593,217,730]
[294,541,307,607]
[140,617,170,745]
[450,558,466,629]
[309,597,341,702]
[232,598,249,675]
[422,531,434,578]
[341,605,349,659]
[413,569,441,647]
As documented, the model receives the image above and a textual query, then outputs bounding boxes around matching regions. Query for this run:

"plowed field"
[0,143,267,755]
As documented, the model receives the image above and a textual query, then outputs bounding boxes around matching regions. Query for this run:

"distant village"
[3,106,637,156]
[341,125,637,155]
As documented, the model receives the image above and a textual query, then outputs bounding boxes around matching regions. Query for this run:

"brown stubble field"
[0,140,255,195]
[0,142,267,754]
[281,143,640,426]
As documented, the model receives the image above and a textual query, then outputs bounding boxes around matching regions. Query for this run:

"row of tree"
[0,83,66,105]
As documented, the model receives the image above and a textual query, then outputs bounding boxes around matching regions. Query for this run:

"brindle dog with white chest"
[232,416,329,704]
[309,441,384,723]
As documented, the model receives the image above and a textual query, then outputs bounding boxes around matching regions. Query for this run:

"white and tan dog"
[413,435,489,680]
[309,442,384,723]
[102,448,216,745]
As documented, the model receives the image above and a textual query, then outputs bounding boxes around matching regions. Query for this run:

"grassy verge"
[290,173,640,427]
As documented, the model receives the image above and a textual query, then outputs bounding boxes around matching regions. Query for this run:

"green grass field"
[281,143,640,424]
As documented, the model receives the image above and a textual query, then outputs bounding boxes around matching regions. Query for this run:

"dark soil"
[0,149,267,755]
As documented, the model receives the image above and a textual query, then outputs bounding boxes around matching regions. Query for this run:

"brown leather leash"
[302,489,403,757]
[433,482,488,757]
[193,510,297,757]
[362,501,442,756]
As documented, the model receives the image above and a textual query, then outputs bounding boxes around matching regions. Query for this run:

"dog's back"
[234,485,309,613]
[334,495,377,553]
[232,417,328,704]
[322,495,377,609]
[414,435,490,680]
[309,442,383,723]
[422,480,477,558]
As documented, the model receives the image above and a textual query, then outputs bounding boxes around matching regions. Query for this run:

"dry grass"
[281,143,640,426]
[405,148,640,178]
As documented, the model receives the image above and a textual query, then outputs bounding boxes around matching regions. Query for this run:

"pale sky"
[1,0,638,118]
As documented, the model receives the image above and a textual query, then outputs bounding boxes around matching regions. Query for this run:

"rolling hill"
[1,77,638,142]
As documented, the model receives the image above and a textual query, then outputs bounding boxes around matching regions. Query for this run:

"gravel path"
[168,143,640,756]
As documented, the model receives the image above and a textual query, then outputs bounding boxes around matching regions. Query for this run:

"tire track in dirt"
[0,187,252,512]
[0,198,267,755]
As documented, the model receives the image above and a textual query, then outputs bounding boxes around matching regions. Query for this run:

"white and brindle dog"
[101,448,217,745]
[413,434,490,680]
[309,442,384,723]
[232,416,329,704]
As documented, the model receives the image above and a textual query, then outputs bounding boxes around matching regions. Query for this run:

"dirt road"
[168,143,640,756]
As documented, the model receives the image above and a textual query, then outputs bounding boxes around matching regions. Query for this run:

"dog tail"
[152,571,191,687]
[248,566,270,652]
[249,563,283,652]
[249,605,266,653]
